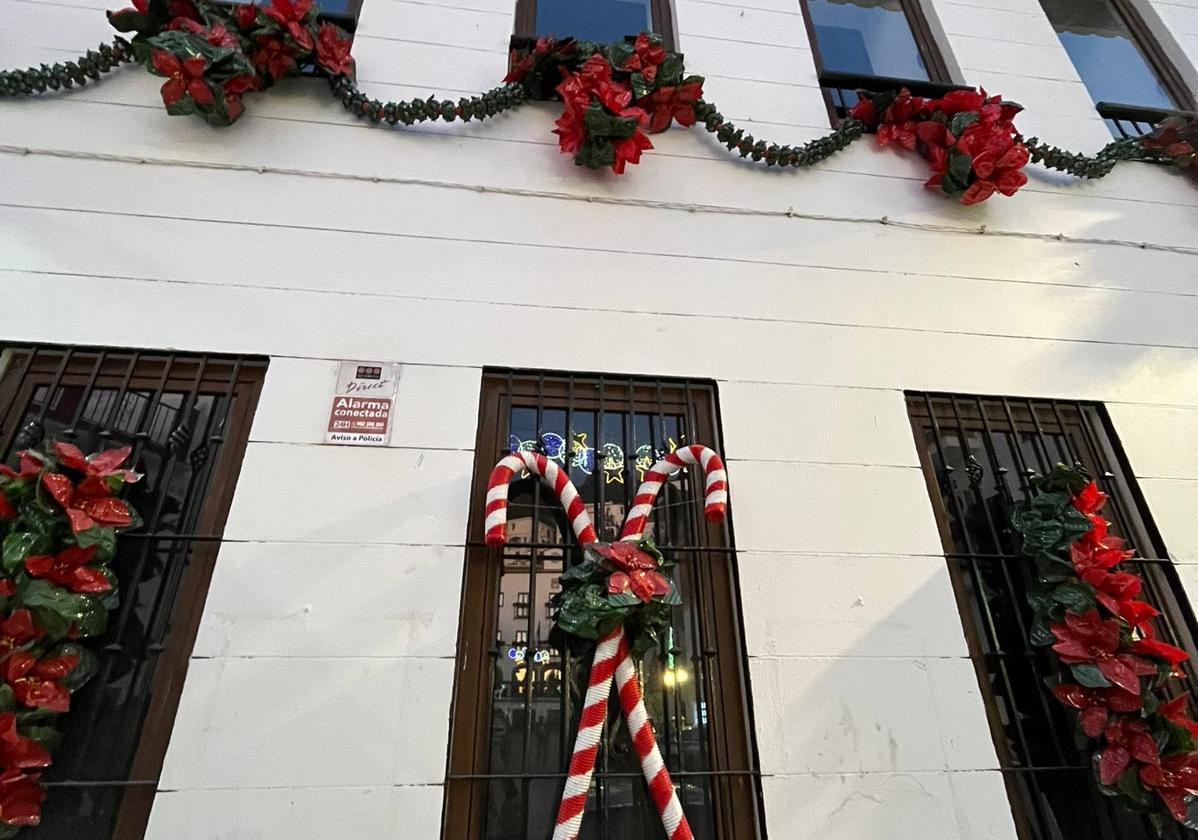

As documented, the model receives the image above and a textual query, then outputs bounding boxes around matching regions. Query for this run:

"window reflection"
[807,0,930,80]
[1039,0,1176,109]
[535,0,652,43]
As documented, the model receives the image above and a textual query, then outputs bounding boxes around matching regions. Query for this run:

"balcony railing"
[818,69,970,122]
[1097,101,1198,139]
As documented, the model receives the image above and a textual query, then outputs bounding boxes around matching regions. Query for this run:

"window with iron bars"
[0,344,266,840]
[907,392,1198,840]
[443,370,763,840]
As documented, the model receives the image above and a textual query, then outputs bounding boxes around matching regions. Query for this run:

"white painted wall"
[1,0,1197,836]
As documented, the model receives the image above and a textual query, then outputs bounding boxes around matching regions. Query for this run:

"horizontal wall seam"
[3,149,1195,255]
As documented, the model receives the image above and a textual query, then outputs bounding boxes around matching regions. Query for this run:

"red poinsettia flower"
[167,17,239,48]
[315,23,355,77]
[151,49,214,108]
[0,612,38,658]
[1100,717,1159,785]
[1141,752,1198,823]
[234,3,259,29]
[1051,610,1155,694]
[594,542,657,572]
[41,472,132,534]
[2,652,79,714]
[253,34,298,81]
[52,443,139,485]
[0,495,15,522]
[613,129,654,174]
[607,568,671,603]
[955,122,1029,205]
[1162,695,1198,739]
[221,73,260,122]
[623,33,665,82]
[644,80,703,133]
[24,545,110,594]
[1073,480,1108,516]
[0,452,42,481]
[934,88,986,116]
[0,767,44,827]
[0,581,15,598]
[552,104,586,155]
[263,0,315,50]
[1132,627,1190,668]
[1052,682,1142,738]
[0,714,49,771]
[504,36,555,83]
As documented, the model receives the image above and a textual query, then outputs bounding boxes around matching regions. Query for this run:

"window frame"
[0,344,266,840]
[1039,0,1196,134]
[442,369,762,840]
[796,0,955,124]
[907,391,1198,840]
[514,0,676,52]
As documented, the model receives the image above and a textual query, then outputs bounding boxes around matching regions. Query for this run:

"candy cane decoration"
[557,445,728,840]
[484,443,728,840]
[485,450,597,547]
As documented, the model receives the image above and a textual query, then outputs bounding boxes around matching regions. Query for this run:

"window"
[0,344,266,840]
[514,591,530,619]
[1039,0,1195,136]
[444,371,762,840]
[798,0,954,121]
[222,0,364,32]
[514,630,528,645]
[515,0,675,51]
[908,392,1198,840]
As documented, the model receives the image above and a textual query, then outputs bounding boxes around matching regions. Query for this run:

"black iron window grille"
[0,344,266,840]
[907,392,1198,840]
[1098,102,1198,139]
[444,371,762,840]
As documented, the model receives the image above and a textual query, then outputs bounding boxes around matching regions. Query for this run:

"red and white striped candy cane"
[555,445,729,840]
[485,450,597,548]
[483,450,622,840]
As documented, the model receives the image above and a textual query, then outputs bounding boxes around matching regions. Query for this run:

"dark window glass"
[1040,0,1175,110]
[807,0,929,79]
[444,372,762,840]
[0,345,266,840]
[515,0,674,50]
[535,0,651,43]
[908,393,1198,840]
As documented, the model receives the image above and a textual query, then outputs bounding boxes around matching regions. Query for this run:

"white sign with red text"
[325,362,399,446]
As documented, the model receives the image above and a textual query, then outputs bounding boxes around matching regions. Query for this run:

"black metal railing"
[1097,101,1198,139]
[819,69,970,121]
[0,345,266,840]
[908,393,1198,840]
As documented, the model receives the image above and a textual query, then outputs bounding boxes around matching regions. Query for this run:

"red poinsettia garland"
[851,87,1030,205]
[507,34,703,174]
[0,442,138,833]
[1016,466,1198,826]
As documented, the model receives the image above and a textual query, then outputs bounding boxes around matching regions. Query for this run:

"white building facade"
[2,0,1198,838]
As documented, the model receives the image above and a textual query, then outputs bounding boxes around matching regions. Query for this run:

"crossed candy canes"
[485,445,728,840]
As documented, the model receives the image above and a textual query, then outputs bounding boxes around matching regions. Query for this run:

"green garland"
[1,0,1194,199]
[0,39,133,96]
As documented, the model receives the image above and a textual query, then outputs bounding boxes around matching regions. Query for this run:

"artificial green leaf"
[1052,581,1097,613]
[23,726,62,752]
[1164,719,1197,754]
[660,579,682,607]
[75,526,116,564]
[2,532,41,573]
[606,589,641,608]
[606,41,634,69]
[1072,663,1111,688]
[630,72,651,101]
[1029,613,1056,647]
[54,643,99,692]
[1116,766,1154,806]
[949,111,978,137]
[657,55,684,86]
[0,685,16,713]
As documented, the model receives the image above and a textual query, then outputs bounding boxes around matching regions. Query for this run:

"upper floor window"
[515,0,675,49]
[0,344,266,839]
[799,0,953,122]
[1039,0,1195,136]
[909,392,1198,840]
[443,371,761,839]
